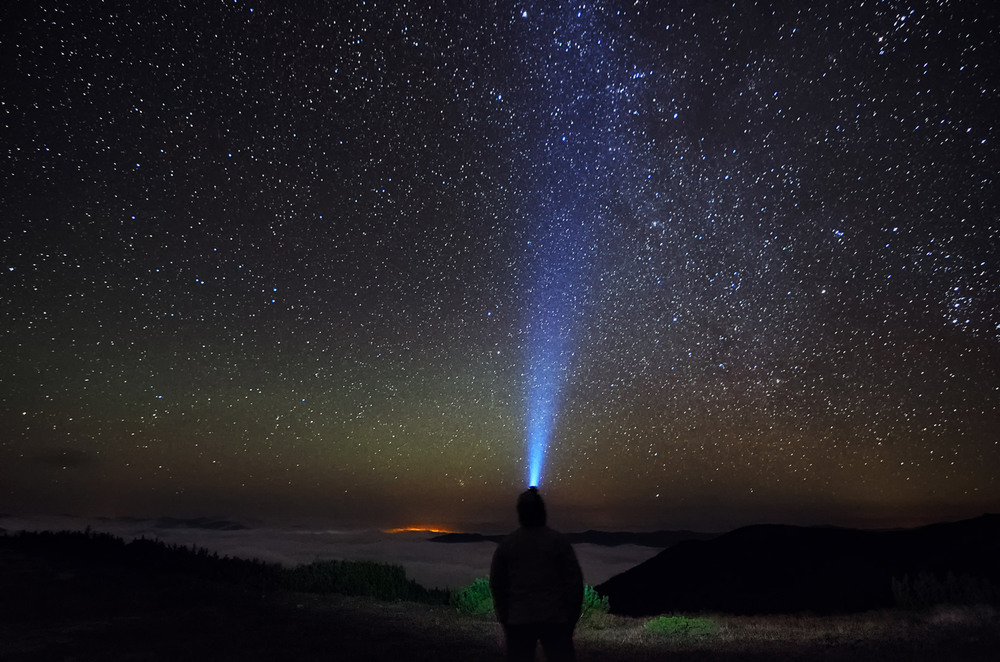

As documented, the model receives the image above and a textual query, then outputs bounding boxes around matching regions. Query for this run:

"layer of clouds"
[0,515,659,589]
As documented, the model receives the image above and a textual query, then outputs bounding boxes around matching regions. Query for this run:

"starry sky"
[2,1,998,532]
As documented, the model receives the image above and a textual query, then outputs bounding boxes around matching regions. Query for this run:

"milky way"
[2,1,998,530]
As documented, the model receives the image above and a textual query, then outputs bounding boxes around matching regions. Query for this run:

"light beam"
[524,220,578,488]
[526,324,567,487]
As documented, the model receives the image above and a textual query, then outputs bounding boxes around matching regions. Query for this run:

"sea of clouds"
[0,515,659,590]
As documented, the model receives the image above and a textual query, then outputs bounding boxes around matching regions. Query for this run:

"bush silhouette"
[0,529,449,604]
[892,572,997,610]
[281,559,447,604]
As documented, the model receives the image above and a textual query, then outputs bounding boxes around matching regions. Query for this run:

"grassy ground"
[2,544,998,661]
[577,607,999,661]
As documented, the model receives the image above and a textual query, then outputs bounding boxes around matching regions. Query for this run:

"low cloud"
[0,515,659,590]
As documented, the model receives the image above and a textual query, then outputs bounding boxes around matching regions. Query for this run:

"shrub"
[644,615,716,637]
[580,585,610,623]
[451,577,494,616]
[281,559,447,604]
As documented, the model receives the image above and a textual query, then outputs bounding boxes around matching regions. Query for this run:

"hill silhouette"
[597,513,1000,616]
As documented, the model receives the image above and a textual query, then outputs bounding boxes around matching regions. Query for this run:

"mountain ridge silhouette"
[597,513,1000,615]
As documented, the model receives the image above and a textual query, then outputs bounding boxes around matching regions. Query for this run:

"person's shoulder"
[540,527,578,553]
[503,525,570,542]
[539,525,569,542]
[530,526,574,548]
[550,527,574,545]
[497,527,527,547]
[501,526,548,543]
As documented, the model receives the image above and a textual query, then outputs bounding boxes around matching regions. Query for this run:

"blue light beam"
[517,4,628,487]
[524,232,577,488]
[526,323,568,487]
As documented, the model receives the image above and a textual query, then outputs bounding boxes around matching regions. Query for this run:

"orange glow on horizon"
[385,526,456,534]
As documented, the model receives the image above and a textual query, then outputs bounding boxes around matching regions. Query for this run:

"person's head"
[517,486,547,527]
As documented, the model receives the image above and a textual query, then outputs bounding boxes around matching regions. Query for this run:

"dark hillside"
[598,514,1000,616]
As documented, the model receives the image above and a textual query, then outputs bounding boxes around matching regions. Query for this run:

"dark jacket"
[490,525,584,625]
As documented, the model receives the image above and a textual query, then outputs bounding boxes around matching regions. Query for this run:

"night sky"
[3,1,998,532]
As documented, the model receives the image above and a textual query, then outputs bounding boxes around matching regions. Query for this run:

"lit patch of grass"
[644,615,717,637]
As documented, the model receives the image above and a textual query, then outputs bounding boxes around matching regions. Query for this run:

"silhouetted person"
[490,487,584,662]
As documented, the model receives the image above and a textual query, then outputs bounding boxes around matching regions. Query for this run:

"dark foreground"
[2,543,998,661]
